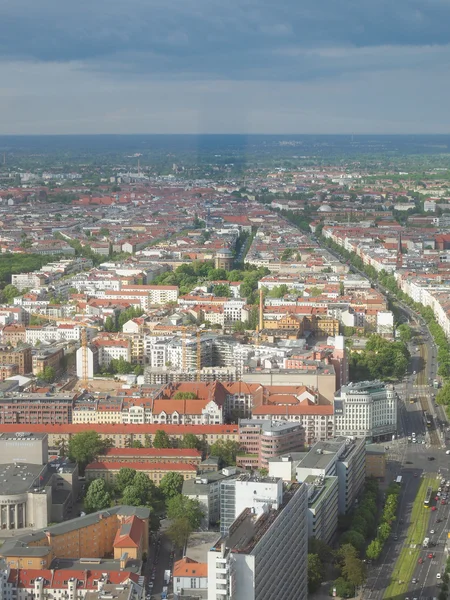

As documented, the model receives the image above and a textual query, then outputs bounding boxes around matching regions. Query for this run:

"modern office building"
[334,380,397,441]
[207,483,308,600]
[296,437,366,514]
[237,419,305,469]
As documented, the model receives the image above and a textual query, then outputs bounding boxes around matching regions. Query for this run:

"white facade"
[234,477,283,523]
[207,482,308,600]
[377,311,394,336]
[223,300,247,324]
[96,341,131,367]
[76,345,99,379]
[26,325,83,345]
[334,380,397,440]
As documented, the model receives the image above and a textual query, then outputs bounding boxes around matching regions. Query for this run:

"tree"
[366,539,382,560]
[378,522,391,542]
[68,431,106,474]
[167,495,204,530]
[84,479,112,512]
[308,537,334,564]
[397,323,412,343]
[104,316,116,332]
[339,544,366,587]
[134,364,144,376]
[332,577,355,599]
[308,554,324,593]
[233,321,246,333]
[180,433,201,450]
[122,472,157,507]
[173,392,197,400]
[209,439,240,466]
[167,516,192,550]
[115,468,137,494]
[159,472,184,501]
[153,430,172,448]
[37,366,56,383]
[340,530,365,551]
[2,284,21,304]
[213,284,231,297]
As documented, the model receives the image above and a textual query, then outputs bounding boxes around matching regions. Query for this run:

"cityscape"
[0,135,448,600]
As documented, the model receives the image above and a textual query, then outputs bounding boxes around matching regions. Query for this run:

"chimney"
[45,531,52,544]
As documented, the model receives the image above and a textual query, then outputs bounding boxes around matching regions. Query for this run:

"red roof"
[86,461,197,472]
[0,423,238,435]
[113,515,144,549]
[173,557,208,578]
[103,448,201,458]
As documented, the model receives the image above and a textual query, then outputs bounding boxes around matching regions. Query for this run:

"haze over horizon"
[2,1,450,135]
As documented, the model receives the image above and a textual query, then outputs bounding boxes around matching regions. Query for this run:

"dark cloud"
[1,0,450,80]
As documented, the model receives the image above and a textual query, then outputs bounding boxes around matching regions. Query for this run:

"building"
[0,432,78,528]
[267,452,307,482]
[173,557,208,599]
[0,392,75,424]
[95,338,131,367]
[215,248,233,271]
[182,467,239,528]
[334,380,397,441]
[1,324,26,346]
[100,447,202,465]
[76,344,99,379]
[0,422,240,449]
[304,474,339,545]
[0,346,32,375]
[207,483,308,600]
[85,460,198,486]
[32,346,65,376]
[0,505,149,600]
[365,444,387,479]
[219,474,283,537]
[237,419,305,469]
[295,437,366,514]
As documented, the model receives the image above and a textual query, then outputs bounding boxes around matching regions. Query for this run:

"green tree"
[159,472,184,501]
[167,516,192,549]
[332,577,355,599]
[153,430,172,448]
[366,539,382,560]
[84,479,112,512]
[397,323,412,343]
[134,364,144,376]
[180,433,201,450]
[173,391,197,400]
[340,530,365,551]
[167,495,204,529]
[339,544,366,587]
[122,472,157,507]
[378,522,391,542]
[308,554,324,593]
[38,366,56,383]
[68,431,106,474]
[268,284,289,298]
[115,468,137,494]
[104,316,116,332]
[2,284,21,303]
[213,284,231,297]
[209,439,240,466]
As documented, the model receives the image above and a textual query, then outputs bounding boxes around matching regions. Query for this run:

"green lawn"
[383,475,435,599]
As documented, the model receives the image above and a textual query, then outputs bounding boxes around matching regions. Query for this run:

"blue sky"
[1,0,450,134]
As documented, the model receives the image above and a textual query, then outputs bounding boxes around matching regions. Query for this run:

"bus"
[424,486,433,507]
[395,476,403,485]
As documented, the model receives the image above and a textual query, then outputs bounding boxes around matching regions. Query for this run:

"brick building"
[0,346,32,375]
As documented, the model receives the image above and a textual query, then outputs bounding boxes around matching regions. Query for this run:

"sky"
[1,0,450,134]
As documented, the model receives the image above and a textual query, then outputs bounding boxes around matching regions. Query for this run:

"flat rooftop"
[0,463,48,495]
[51,557,141,575]
[304,475,338,509]
[0,432,47,441]
[185,531,220,563]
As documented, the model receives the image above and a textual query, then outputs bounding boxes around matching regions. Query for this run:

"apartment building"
[1,324,26,346]
[0,393,74,424]
[182,467,239,528]
[173,557,208,599]
[237,419,305,469]
[0,423,240,449]
[207,483,308,600]
[334,380,397,441]
[11,272,48,291]
[304,474,339,545]
[94,338,131,367]
[26,324,84,345]
[0,346,32,375]
[100,447,202,466]
[296,437,366,514]
[86,460,197,486]
[32,346,64,376]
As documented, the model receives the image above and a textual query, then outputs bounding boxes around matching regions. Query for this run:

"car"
[418,558,423,564]
[394,535,398,540]
[431,506,437,511]
[422,440,425,444]
[414,473,418,477]
[430,529,435,534]
[437,573,441,579]
[413,370,416,375]
[428,456,435,461]
[406,460,413,464]
[446,450,450,455]
[441,500,446,505]
[412,578,418,584]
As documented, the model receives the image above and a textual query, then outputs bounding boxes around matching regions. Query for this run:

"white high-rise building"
[334,380,397,441]
[208,483,308,600]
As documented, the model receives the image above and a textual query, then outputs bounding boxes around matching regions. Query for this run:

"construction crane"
[29,312,103,389]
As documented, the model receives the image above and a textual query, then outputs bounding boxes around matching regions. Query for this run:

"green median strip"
[383,475,435,599]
